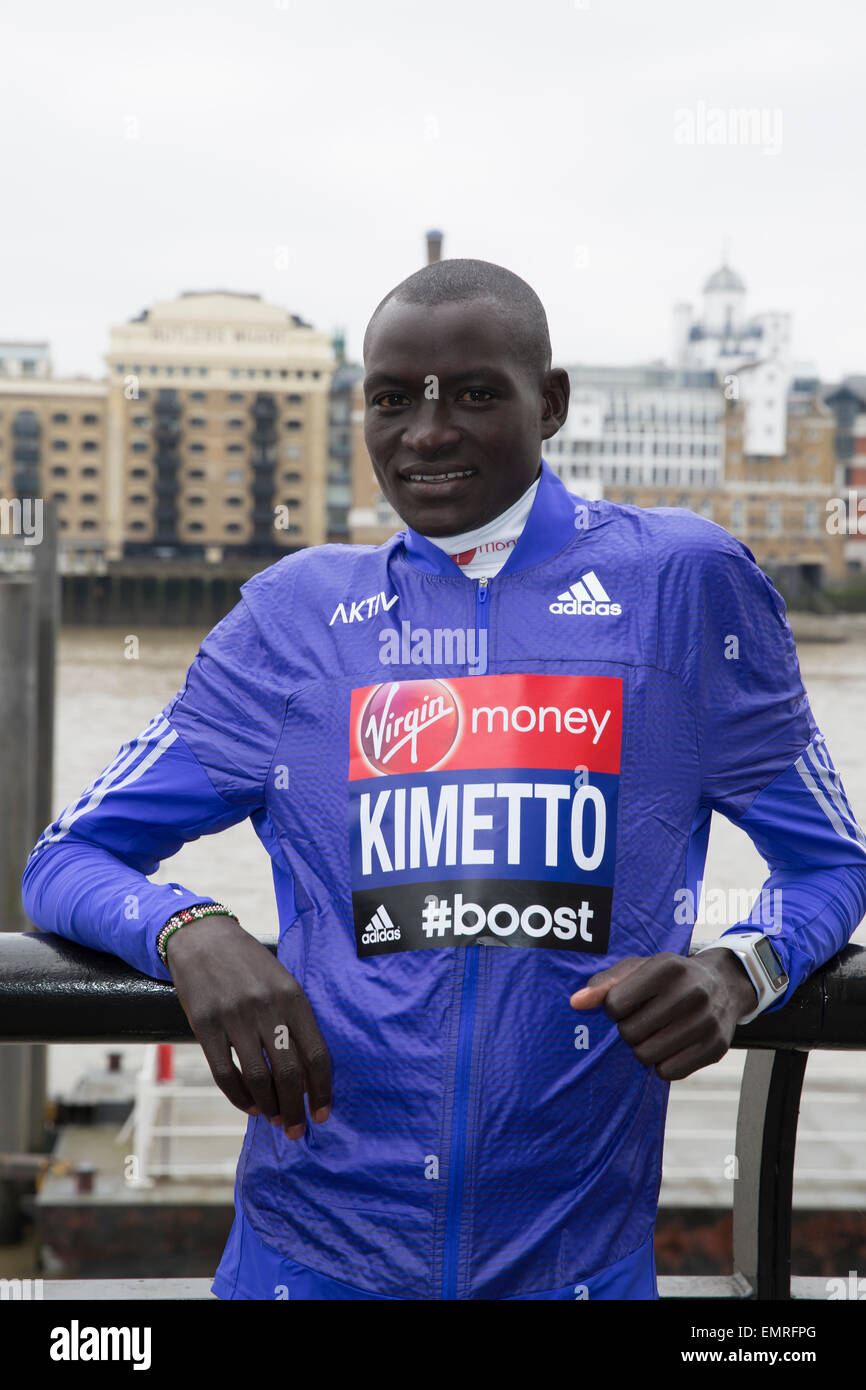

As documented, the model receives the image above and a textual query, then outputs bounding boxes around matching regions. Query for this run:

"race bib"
[348,674,622,957]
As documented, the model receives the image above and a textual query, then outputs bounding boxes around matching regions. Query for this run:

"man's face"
[363,297,569,536]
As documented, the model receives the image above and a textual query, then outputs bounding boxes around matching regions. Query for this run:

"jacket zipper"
[441,575,490,1299]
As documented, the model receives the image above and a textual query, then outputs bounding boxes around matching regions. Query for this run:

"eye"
[457,388,495,404]
[374,392,410,409]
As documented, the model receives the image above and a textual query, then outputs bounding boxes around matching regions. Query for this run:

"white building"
[544,363,724,498]
[673,264,794,458]
[547,263,805,496]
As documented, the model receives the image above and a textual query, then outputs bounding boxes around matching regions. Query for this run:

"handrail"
[1,933,864,1047]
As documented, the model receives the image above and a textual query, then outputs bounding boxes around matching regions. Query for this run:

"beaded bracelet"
[157,902,239,966]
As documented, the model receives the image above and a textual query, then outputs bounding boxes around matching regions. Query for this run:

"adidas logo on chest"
[549,570,622,617]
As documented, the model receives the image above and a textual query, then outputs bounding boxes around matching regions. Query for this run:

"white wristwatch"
[696,930,789,1025]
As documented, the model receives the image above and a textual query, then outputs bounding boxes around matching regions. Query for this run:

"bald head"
[363,258,552,382]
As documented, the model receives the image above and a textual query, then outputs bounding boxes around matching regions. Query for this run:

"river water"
[43,616,866,1207]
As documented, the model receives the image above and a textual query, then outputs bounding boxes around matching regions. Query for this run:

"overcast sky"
[2,0,863,383]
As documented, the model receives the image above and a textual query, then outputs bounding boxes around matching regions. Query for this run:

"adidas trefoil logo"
[549,570,622,617]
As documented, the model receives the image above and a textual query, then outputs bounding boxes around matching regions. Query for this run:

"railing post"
[0,575,38,1239]
[27,500,58,1152]
[733,1048,809,1300]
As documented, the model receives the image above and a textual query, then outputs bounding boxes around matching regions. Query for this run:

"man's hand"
[165,914,332,1139]
[570,949,758,1081]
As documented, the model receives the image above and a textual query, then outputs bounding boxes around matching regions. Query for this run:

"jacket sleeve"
[21,597,288,982]
[673,529,866,1012]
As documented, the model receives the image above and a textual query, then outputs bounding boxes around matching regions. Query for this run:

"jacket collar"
[399,458,588,578]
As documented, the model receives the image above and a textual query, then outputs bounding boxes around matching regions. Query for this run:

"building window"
[225,496,244,507]
[287,393,303,404]
[80,493,98,504]
[188,417,206,427]
[225,469,243,483]
[50,466,68,478]
[130,468,148,478]
[132,415,149,427]
[51,439,69,451]
[187,468,205,480]
[82,413,100,425]
[187,495,206,506]
[80,520,97,530]
[698,497,714,520]
[191,391,207,402]
[225,523,242,533]
[767,501,781,534]
[228,418,244,428]
[286,420,303,430]
[130,494,149,504]
[131,442,149,453]
[187,521,204,532]
[804,501,819,535]
[189,443,206,453]
[228,392,245,402]
[51,412,69,424]
[129,521,147,531]
[81,466,98,477]
[81,440,98,452]
[52,491,68,503]
[227,444,244,454]
[283,471,301,483]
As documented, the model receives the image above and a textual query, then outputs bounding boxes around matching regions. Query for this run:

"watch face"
[755,936,788,991]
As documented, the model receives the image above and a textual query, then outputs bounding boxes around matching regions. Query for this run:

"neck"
[421,473,541,578]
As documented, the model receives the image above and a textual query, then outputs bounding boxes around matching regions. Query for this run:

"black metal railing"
[1,931,864,1301]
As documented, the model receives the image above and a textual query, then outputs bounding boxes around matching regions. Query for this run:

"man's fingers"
[199,1031,258,1116]
[625,1010,717,1069]
[602,954,689,1022]
[614,984,706,1047]
[654,1031,730,1082]
[229,1035,281,1122]
[570,958,646,1009]
[278,987,333,1120]
[264,1029,308,1138]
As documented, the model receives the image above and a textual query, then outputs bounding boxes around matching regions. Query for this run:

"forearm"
[21,837,217,982]
[717,862,866,1013]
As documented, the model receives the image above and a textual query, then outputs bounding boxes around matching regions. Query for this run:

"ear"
[540,367,570,441]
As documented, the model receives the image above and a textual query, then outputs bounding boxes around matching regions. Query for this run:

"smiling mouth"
[399,468,478,485]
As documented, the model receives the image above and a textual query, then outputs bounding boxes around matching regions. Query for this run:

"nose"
[401,402,461,458]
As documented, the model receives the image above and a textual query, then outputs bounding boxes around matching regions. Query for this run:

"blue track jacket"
[21,460,866,1300]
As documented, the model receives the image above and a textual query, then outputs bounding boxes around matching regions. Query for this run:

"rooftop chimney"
[426,229,443,264]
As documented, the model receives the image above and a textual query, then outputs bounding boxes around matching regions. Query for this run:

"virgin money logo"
[359,679,459,775]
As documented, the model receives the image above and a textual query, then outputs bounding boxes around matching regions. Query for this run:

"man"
[22,259,866,1301]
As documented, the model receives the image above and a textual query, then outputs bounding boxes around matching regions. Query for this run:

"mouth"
[396,466,479,499]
